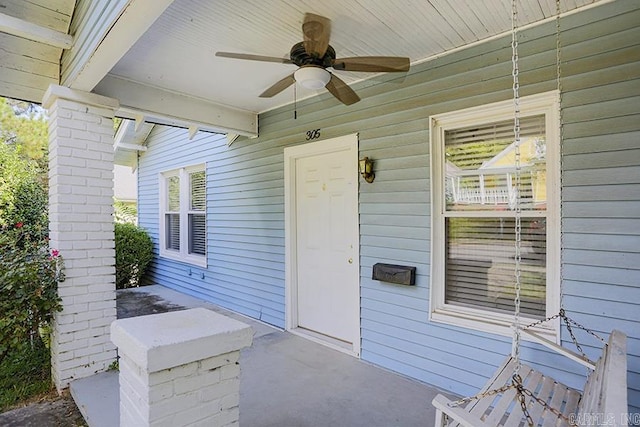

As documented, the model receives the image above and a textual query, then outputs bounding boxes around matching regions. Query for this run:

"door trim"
[284,133,360,357]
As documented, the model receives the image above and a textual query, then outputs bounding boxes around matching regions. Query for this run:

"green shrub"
[0,225,63,366]
[115,222,154,289]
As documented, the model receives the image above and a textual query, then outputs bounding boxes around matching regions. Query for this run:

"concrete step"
[70,371,118,427]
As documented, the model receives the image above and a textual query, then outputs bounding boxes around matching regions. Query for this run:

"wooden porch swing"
[432,331,627,427]
[431,1,628,426]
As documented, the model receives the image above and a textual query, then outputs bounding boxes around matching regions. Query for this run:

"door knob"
[348,258,353,264]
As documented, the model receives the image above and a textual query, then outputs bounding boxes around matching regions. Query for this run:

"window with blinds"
[430,92,559,336]
[444,115,547,318]
[160,165,207,267]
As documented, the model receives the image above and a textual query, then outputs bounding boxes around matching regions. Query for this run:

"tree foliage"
[0,143,48,237]
[0,98,48,170]
[0,100,48,238]
[114,200,138,225]
[0,97,48,236]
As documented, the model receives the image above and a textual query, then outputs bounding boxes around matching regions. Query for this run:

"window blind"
[189,214,206,256]
[190,171,206,211]
[189,170,206,256]
[443,114,547,319]
[166,213,180,250]
[445,217,546,317]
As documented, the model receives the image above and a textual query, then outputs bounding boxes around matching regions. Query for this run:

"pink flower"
[15,222,23,228]
[51,249,60,258]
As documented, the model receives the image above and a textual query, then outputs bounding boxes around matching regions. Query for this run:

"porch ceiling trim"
[0,12,73,49]
[64,0,175,92]
[95,75,258,137]
[114,119,153,151]
[42,84,119,111]
[116,142,148,152]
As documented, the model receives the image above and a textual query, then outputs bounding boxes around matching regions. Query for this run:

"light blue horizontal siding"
[258,0,640,409]
[137,126,286,327]
[562,2,640,412]
[136,0,640,411]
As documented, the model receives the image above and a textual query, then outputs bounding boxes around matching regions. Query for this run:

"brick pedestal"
[42,85,120,391]
[111,308,253,427]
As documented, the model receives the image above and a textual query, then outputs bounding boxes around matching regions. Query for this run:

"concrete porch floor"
[71,285,444,426]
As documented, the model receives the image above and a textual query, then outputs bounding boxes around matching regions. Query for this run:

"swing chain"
[562,312,606,344]
[514,374,576,426]
[447,3,590,425]
[513,374,535,427]
[522,0,606,365]
[556,0,565,312]
[447,382,515,408]
[448,373,574,426]
[524,308,606,363]
[511,0,523,378]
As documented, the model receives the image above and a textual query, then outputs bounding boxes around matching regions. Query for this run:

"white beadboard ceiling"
[108,0,600,114]
[0,0,605,116]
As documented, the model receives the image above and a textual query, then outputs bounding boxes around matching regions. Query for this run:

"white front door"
[285,134,360,354]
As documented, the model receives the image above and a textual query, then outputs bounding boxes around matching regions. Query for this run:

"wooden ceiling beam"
[96,75,257,137]
[65,0,175,92]
[0,12,73,49]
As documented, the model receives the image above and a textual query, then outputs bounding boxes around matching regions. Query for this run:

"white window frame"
[429,91,561,341]
[159,164,207,267]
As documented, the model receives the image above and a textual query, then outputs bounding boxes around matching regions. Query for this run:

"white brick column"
[42,85,120,391]
[111,308,253,427]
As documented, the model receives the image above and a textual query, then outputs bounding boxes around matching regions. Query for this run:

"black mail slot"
[372,263,416,286]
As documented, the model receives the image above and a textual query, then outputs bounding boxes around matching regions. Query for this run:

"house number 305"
[305,129,321,140]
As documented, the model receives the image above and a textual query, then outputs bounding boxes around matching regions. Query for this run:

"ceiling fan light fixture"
[216,13,409,105]
[294,66,331,90]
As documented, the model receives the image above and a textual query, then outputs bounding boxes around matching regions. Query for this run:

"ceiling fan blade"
[259,73,296,98]
[325,74,360,105]
[332,56,410,72]
[302,13,331,58]
[216,51,293,64]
